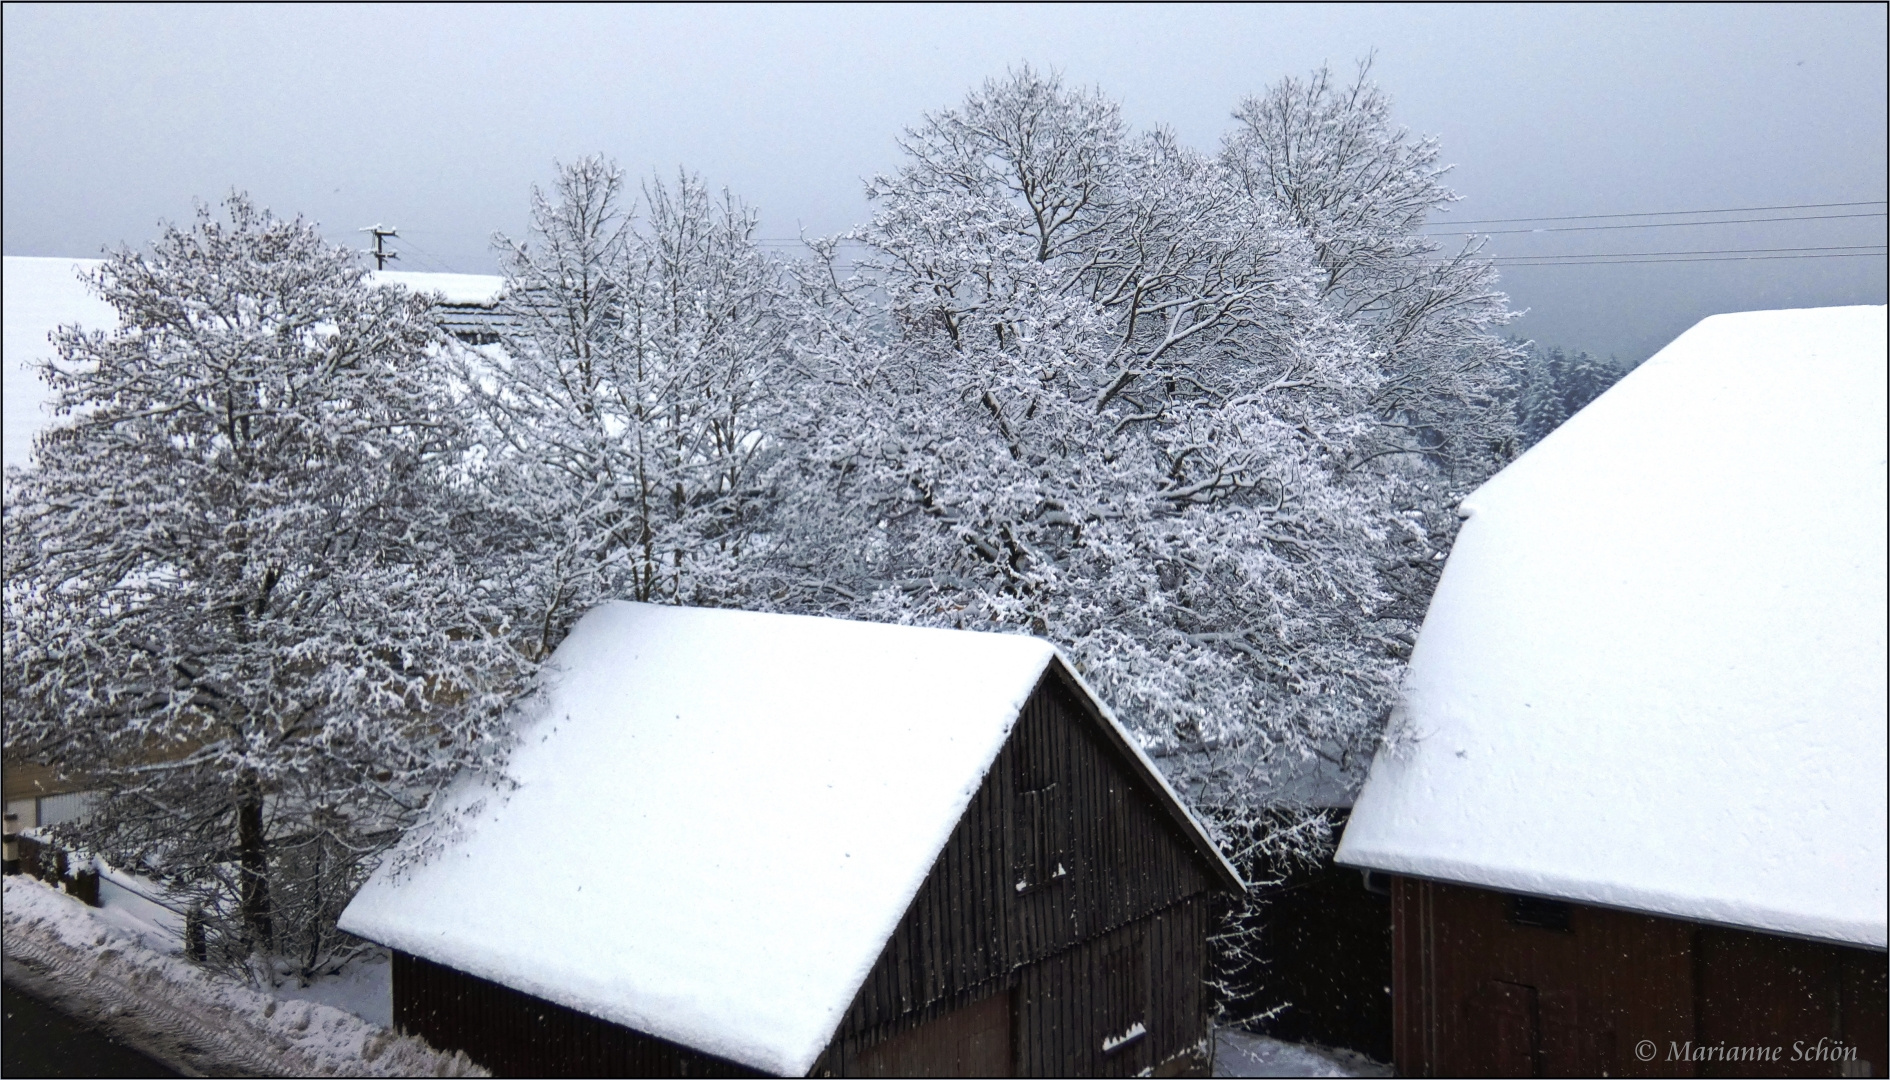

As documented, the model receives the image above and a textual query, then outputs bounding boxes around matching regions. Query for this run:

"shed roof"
[3,256,504,474]
[4,257,113,474]
[366,269,504,306]
[340,601,1234,1076]
[1337,306,1887,950]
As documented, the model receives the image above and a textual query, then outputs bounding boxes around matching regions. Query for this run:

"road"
[2,980,182,1078]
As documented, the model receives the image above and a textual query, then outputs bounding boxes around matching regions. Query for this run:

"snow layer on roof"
[4,257,110,473]
[369,270,504,305]
[341,602,1060,1075]
[1338,306,1887,950]
[3,258,503,475]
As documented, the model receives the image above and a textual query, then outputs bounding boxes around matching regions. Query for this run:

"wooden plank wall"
[1392,877,1890,1079]
[392,951,761,1078]
[822,671,1217,1075]
[1013,897,1209,1077]
[1694,928,1888,1080]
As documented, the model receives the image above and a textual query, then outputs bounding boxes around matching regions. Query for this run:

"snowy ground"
[2,875,478,1077]
[1212,1026,1392,1078]
[89,860,394,1028]
[278,953,393,1030]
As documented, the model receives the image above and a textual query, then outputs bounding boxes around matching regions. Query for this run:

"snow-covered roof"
[4,257,111,473]
[1337,306,1887,950]
[3,257,504,474]
[341,601,1233,1075]
[366,270,504,306]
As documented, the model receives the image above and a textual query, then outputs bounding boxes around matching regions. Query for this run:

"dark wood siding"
[1695,927,1889,1079]
[1392,876,1889,1078]
[821,667,1219,1076]
[393,951,760,1078]
[1012,897,1211,1077]
[1243,839,1393,1061]
[848,986,1013,1077]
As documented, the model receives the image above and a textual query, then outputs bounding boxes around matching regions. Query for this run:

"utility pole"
[360,224,399,270]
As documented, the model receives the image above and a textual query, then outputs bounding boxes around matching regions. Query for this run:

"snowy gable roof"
[1337,306,1887,950]
[3,257,505,474]
[366,269,504,306]
[4,257,111,473]
[341,601,1230,1076]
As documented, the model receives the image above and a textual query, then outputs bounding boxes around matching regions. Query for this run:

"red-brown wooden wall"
[1391,876,1888,1078]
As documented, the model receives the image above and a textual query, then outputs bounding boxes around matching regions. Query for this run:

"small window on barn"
[1013,784,1070,893]
[1011,727,1069,893]
[1507,894,1573,931]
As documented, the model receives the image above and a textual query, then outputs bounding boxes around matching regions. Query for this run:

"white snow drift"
[1338,305,1888,950]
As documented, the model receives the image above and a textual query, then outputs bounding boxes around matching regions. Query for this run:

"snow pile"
[343,601,1061,1076]
[277,953,394,1030]
[92,861,187,944]
[1338,306,1888,949]
[1212,1027,1390,1077]
[3,875,482,1077]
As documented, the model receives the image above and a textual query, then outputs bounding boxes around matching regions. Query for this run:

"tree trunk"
[236,788,273,955]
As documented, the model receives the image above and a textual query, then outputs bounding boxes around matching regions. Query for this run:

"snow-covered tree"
[1516,342,1629,447]
[776,68,1403,860]
[1223,59,1523,629]
[1224,59,1521,475]
[762,67,1527,1019]
[2,195,527,980]
[472,157,785,657]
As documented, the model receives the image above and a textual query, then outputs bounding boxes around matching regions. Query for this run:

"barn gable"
[340,602,1234,1076]
[820,662,1234,1075]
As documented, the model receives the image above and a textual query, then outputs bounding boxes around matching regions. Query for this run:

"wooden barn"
[1336,306,1888,1078]
[340,602,1242,1077]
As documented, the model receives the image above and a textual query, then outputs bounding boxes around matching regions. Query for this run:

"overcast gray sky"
[5,3,1884,361]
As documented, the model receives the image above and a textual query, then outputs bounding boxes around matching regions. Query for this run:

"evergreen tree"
[1517,342,1631,447]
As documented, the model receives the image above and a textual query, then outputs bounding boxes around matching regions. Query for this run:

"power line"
[756,202,1889,242]
[750,235,871,242]
[1437,211,1886,236]
[1491,251,1885,267]
[336,208,1885,273]
[386,235,466,274]
[1427,199,1884,227]
[1492,244,1886,262]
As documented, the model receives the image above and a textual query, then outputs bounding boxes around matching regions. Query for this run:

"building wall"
[1392,876,1889,1078]
[3,761,95,829]
[1013,897,1210,1077]
[393,951,761,1078]
[1244,838,1393,1061]
[817,666,1219,1076]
